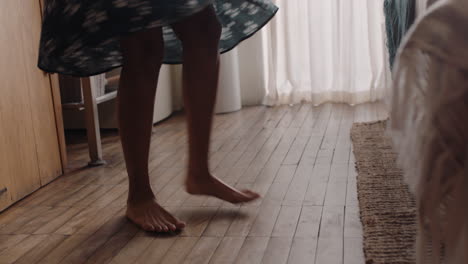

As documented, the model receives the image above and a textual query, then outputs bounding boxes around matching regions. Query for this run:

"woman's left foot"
[186,174,260,204]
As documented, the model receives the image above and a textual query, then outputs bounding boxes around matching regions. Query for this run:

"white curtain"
[169,34,270,113]
[417,0,428,15]
[262,0,391,106]
[167,0,392,110]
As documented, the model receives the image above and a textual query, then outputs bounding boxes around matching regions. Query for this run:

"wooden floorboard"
[0,102,387,264]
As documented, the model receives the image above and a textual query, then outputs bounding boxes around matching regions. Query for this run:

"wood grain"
[0,103,386,263]
[0,0,63,212]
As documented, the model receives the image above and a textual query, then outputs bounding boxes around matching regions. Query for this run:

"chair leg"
[81,77,106,166]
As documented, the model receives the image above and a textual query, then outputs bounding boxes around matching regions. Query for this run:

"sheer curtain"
[263,0,391,106]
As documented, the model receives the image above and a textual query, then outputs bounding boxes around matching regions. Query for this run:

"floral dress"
[38,0,278,77]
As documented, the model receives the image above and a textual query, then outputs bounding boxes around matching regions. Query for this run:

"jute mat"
[351,120,417,264]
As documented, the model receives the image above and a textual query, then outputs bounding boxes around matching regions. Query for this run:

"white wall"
[237,33,267,106]
[167,32,268,111]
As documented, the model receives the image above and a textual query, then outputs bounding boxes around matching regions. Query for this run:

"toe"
[150,216,162,232]
[159,221,169,232]
[126,199,184,232]
[142,223,155,231]
[242,190,260,199]
[162,219,177,231]
[156,217,172,233]
[154,224,162,232]
[175,220,186,229]
[164,213,186,229]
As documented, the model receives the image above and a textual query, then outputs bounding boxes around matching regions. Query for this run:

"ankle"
[127,185,155,205]
[188,159,209,172]
[187,168,212,181]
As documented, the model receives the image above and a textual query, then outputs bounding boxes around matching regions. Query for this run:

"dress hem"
[38,6,278,77]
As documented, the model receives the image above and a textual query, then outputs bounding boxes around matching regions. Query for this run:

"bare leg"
[171,7,260,203]
[118,28,185,232]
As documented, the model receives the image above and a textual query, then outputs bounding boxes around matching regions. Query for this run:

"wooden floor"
[0,102,387,264]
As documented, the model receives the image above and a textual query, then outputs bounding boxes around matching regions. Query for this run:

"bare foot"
[126,199,185,232]
[186,174,260,204]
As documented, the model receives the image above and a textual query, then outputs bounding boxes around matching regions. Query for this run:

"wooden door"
[0,0,65,211]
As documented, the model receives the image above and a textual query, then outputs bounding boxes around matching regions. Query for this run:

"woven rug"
[351,120,417,264]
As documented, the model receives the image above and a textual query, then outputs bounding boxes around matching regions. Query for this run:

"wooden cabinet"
[0,0,66,211]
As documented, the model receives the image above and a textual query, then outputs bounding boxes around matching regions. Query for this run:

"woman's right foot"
[126,198,185,232]
[186,174,260,204]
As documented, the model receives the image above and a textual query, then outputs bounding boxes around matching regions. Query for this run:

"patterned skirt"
[38,0,278,77]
